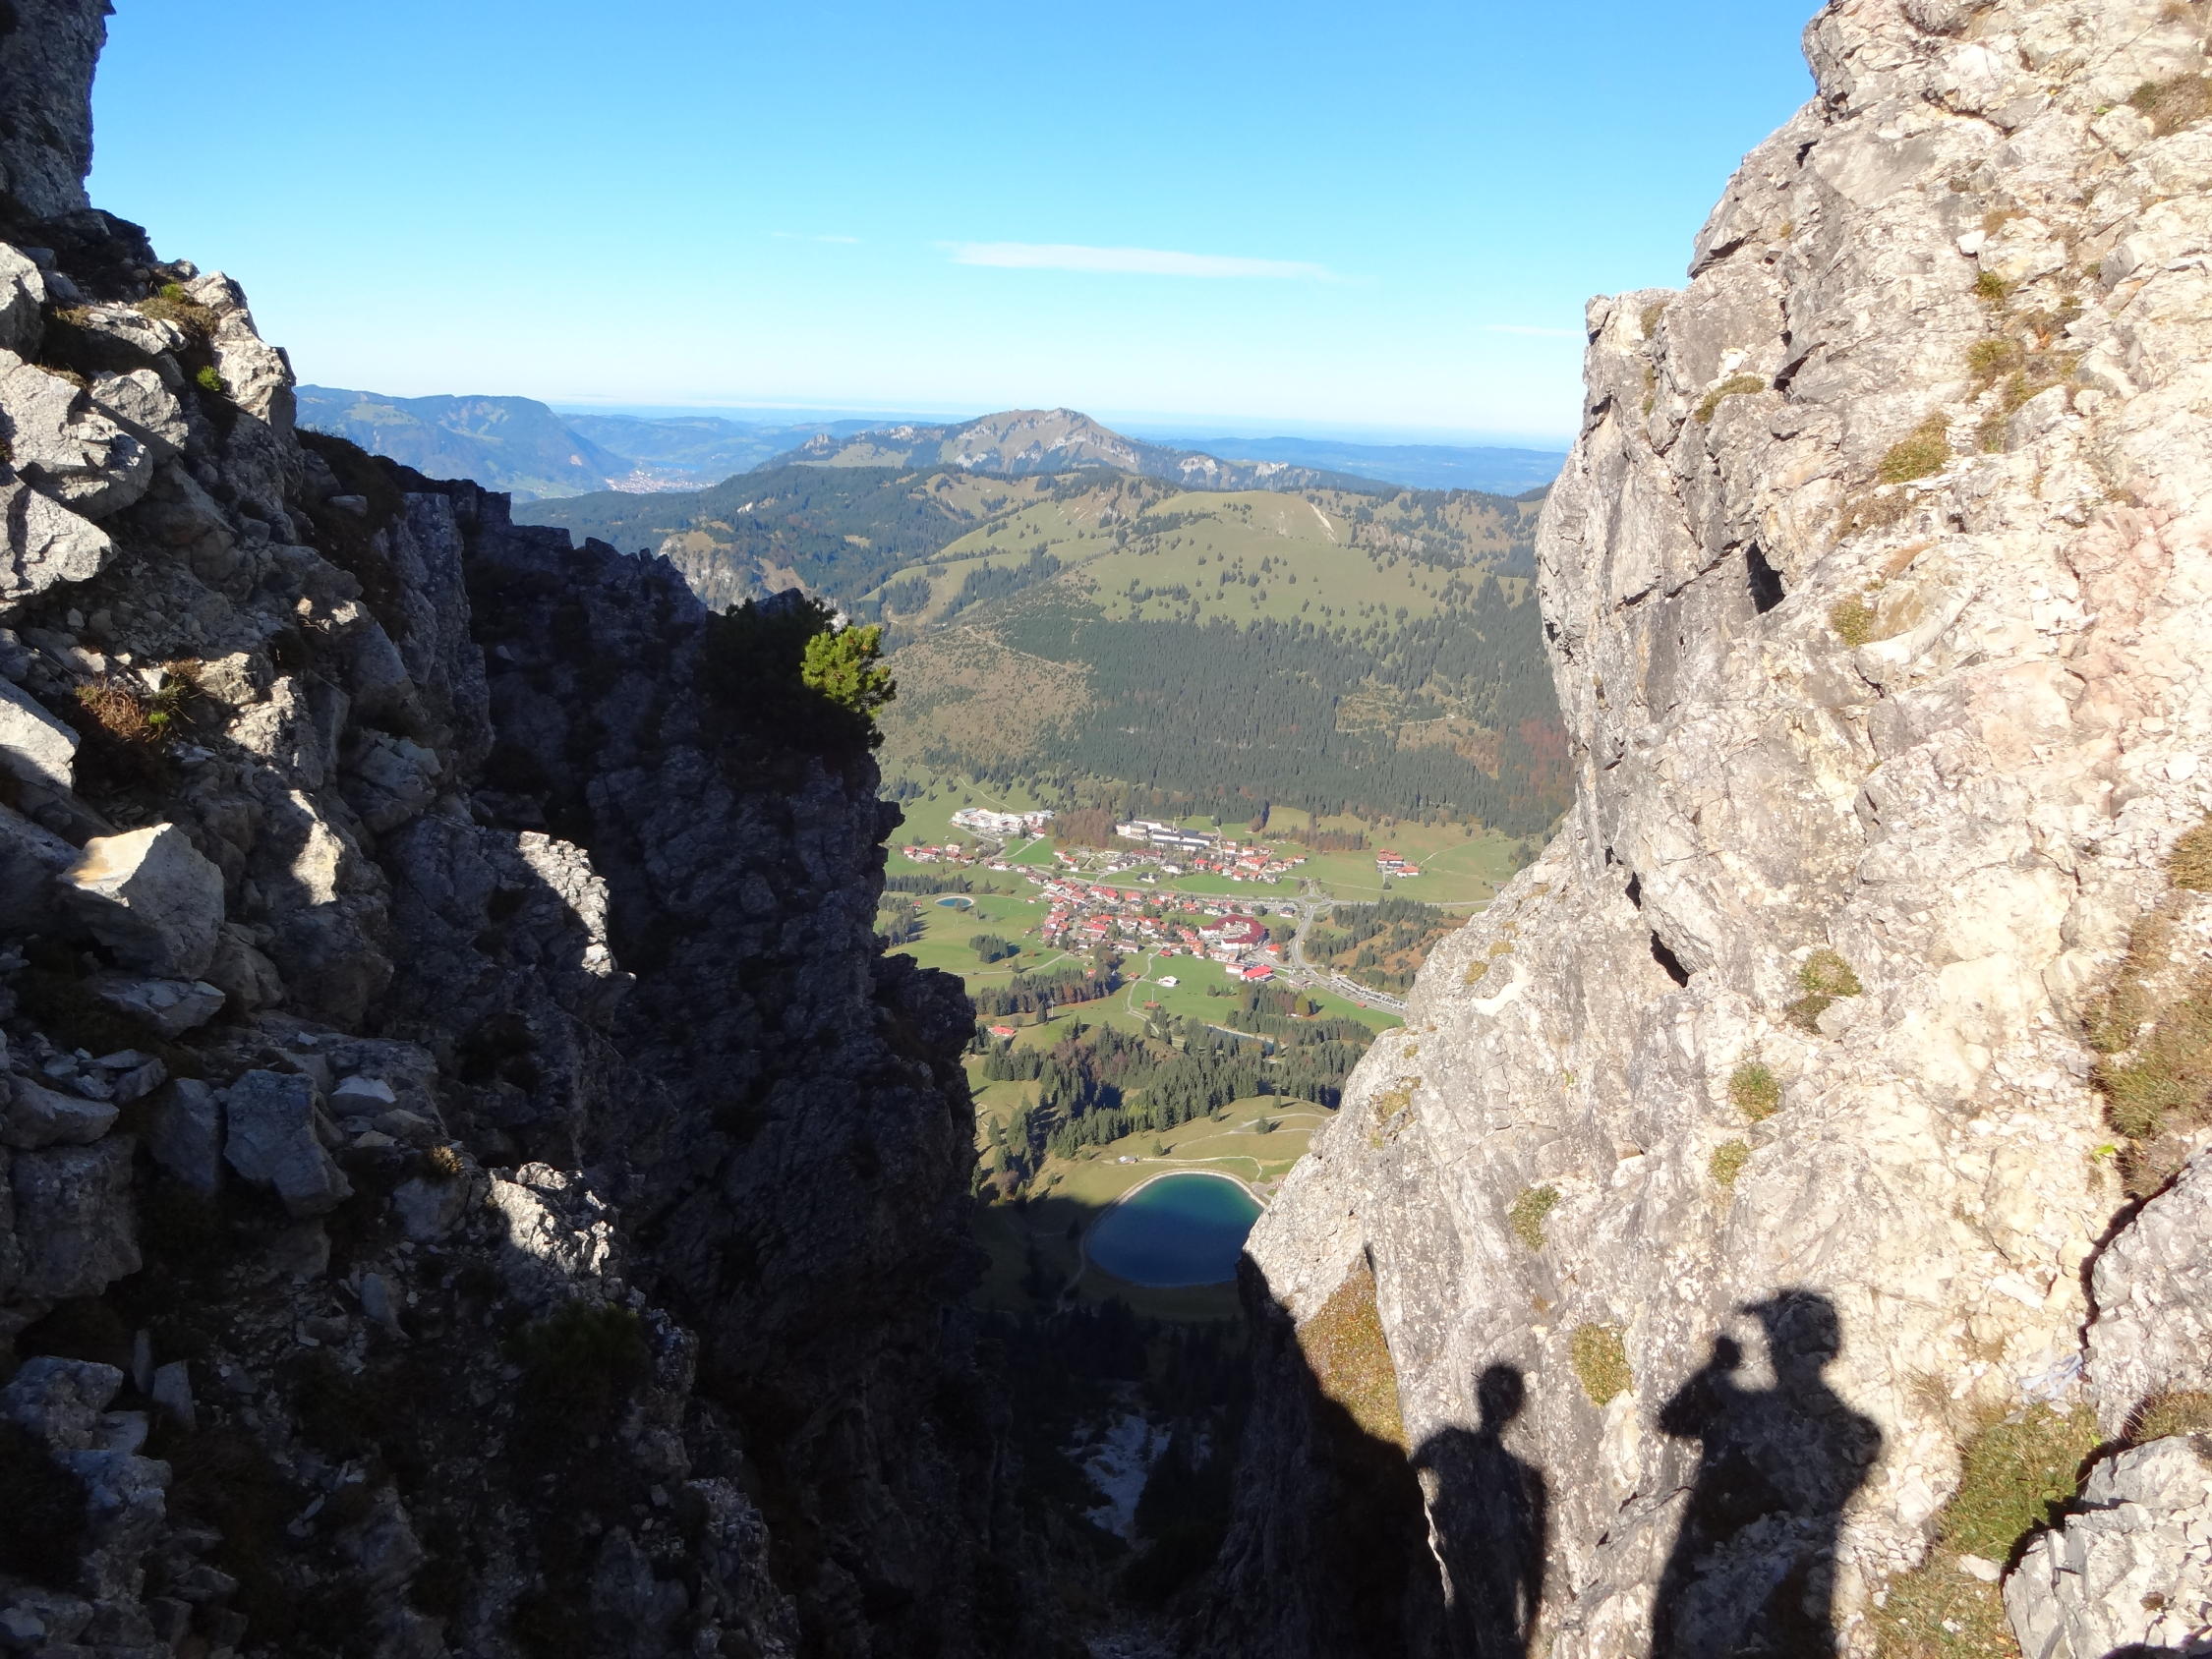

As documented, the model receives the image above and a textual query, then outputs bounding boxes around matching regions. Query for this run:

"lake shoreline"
[1104,1165,1267,1211]
[1079,1169,1265,1292]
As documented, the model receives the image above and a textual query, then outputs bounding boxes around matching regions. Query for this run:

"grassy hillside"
[523,465,1126,610]
[870,481,1560,832]
[523,457,1565,831]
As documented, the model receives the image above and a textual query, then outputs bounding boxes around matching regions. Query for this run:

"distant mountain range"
[1138,432,1566,496]
[767,408,1383,493]
[296,387,1564,501]
[294,387,869,501]
[293,387,634,501]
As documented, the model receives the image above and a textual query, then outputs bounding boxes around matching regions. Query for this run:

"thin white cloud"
[1481,323,1581,338]
[772,231,862,244]
[945,241,1340,280]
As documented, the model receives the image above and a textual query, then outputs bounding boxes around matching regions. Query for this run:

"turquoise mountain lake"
[1086,1173,1262,1287]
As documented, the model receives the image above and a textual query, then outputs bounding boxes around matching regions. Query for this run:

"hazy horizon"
[537,398,1576,454]
[90,0,1817,443]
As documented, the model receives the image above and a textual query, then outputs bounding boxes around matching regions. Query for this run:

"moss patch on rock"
[1569,1323,1630,1407]
[1508,1183,1560,1250]
[1729,1061,1780,1121]
[1296,1261,1406,1451]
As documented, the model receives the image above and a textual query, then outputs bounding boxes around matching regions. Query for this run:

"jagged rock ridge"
[1209,1,2212,1655]
[0,6,1049,1656]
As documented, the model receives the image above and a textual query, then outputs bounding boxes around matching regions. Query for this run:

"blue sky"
[88,0,1814,444]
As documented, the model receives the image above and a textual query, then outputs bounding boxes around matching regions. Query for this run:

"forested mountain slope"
[530,459,1569,832]
[295,386,631,501]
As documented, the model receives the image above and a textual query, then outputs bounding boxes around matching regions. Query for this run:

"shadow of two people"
[1413,1289,1881,1659]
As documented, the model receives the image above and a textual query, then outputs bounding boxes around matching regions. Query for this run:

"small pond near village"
[1084,1173,1262,1287]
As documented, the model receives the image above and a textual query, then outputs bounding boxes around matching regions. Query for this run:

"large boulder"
[1,1355,122,1448]
[0,245,45,356]
[487,1163,618,1302]
[145,1079,222,1195]
[86,972,225,1038]
[221,1068,350,1216]
[61,823,226,978]
[0,352,154,520]
[0,472,110,610]
[0,0,107,220]
[11,1137,139,1299]
[2006,1436,2212,1659]
[0,1075,117,1149]
[0,802,75,932]
[0,676,75,791]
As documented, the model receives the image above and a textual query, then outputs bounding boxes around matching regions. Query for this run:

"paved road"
[1278,894,1411,1015]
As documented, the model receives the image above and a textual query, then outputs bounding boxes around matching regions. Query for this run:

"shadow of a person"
[1651,1289,1881,1659]
[1412,1363,1550,1658]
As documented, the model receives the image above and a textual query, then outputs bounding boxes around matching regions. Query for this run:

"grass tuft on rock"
[1508,1183,1559,1251]
[1944,1402,2099,1561]
[2169,816,2212,890]
[1695,373,1767,425]
[1831,591,1879,648]
[2127,1389,2212,1444]
[1966,337,2025,388]
[1787,949,1863,1032]
[1729,1061,1780,1121]
[136,281,219,340]
[1879,417,1951,485]
[508,1300,650,1445]
[2096,971,2212,1141]
[1711,1140,1751,1188]
[1296,1261,1405,1450]
[1872,1402,2098,1659]
[1569,1323,1630,1407]
[2130,74,2212,137]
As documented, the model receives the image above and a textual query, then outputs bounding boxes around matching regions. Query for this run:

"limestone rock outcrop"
[2005,1436,2212,1659]
[61,824,227,979]
[0,9,1049,1655]
[1210,1,2212,1655]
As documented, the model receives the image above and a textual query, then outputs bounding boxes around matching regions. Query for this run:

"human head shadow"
[1410,1363,1550,1659]
[1651,1288,1882,1659]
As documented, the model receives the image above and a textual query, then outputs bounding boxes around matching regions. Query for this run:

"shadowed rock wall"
[0,8,1052,1656]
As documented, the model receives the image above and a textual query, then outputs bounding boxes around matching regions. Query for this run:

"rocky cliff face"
[1212,1,2212,1654]
[0,9,1037,1657]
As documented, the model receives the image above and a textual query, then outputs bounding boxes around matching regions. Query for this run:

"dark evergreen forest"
[952,587,1567,833]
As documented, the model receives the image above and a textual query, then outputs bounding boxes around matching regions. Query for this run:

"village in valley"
[885,799,1481,1031]
[900,811,1319,985]
[873,780,1532,1320]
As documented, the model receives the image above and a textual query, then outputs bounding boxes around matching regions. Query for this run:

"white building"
[951,807,1056,837]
